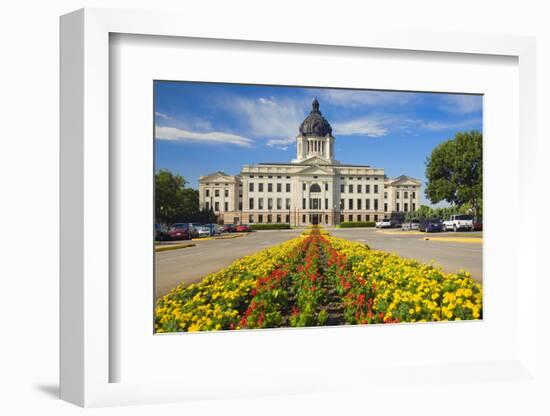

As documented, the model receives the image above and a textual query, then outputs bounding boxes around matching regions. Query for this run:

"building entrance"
[311,214,319,225]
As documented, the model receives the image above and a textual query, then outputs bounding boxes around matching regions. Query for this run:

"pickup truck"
[443,214,474,232]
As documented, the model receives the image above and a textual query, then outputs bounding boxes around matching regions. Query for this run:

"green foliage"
[155,169,209,225]
[250,224,291,230]
[337,221,376,228]
[425,130,482,218]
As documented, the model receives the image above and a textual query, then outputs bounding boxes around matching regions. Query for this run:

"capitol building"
[199,99,421,226]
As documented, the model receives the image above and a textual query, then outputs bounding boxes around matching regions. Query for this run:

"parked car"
[235,224,252,232]
[195,225,212,238]
[443,214,474,232]
[401,219,420,231]
[155,223,170,241]
[221,224,237,233]
[207,223,222,235]
[419,218,444,233]
[168,223,191,240]
[473,218,483,231]
[376,218,392,229]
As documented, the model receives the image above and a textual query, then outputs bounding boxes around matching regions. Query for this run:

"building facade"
[199,99,421,226]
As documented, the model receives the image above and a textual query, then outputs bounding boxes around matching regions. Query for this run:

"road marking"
[423,237,482,244]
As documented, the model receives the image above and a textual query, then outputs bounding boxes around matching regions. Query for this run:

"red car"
[168,223,191,240]
[221,224,237,233]
[235,224,252,232]
[473,219,483,231]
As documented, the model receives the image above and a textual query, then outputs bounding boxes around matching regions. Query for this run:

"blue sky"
[154,81,482,206]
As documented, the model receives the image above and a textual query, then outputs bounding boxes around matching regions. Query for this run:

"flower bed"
[156,229,482,332]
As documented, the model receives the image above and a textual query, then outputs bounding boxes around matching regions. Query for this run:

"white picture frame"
[60,7,539,408]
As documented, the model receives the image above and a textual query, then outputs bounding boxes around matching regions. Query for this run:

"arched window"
[310,183,321,193]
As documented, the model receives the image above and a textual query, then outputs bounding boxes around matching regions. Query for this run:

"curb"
[155,243,196,252]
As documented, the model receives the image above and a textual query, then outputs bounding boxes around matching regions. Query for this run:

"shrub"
[250,223,291,230]
[337,221,376,228]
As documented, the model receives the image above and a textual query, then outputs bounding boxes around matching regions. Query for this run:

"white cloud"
[333,115,391,137]
[227,96,307,139]
[266,137,295,150]
[155,126,253,147]
[442,95,482,114]
[155,111,172,120]
[318,89,413,107]
[417,118,481,131]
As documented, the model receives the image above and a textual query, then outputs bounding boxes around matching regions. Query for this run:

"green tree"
[155,169,186,224]
[425,130,482,219]
[155,170,204,224]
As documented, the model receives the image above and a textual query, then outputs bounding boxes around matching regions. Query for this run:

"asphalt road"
[330,228,482,283]
[154,229,303,298]
[155,228,482,298]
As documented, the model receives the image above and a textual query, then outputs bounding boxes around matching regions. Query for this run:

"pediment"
[296,164,334,176]
[199,171,237,183]
[298,155,333,165]
[388,175,421,186]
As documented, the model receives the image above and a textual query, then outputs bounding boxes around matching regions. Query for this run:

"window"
[215,189,219,197]
[366,215,370,221]
[258,198,264,210]
[286,198,291,209]
[277,198,282,209]
[277,176,281,179]
[313,175,318,179]
[268,183,273,192]
[374,214,378,221]
[366,185,370,193]
[285,214,290,223]
[348,214,353,222]
[277,183,282,192]
[268,175,272,179]
[357,184,362,193]
[374,199,378,210]
[302,214,306,223]
[412,191,416,199]
[302,198,306,209]
[258,214,263,223]
[384,192,387,199]
[340,214,344,222]
[249,175,254,178]
[259,183,264,192]
[248,183,254,192]
[374,185,379,194]
[224,202,228,211]
[340,199,344,209]
[348,199,353,210]
[357,215,362,222]
[310,183,321,193]
[268,198,273,209]
[286,183,291,192]
[325,214,329,224]
[325,198,329,209]
[276,214,281,223]
[225,189,229,197]
[404,203,409,212]
[349,184,353,193]
[259,175,263,178]
[249,215,254,223]
[366,199,370,210]
[396,191,400,199]
[340,184,345,193]
[349,177,353,180]
[206,189,210,197]
[325,183,328,191]
[286,176,291,179]
[404,191,408,199]
[396,203,400,212]
[238,202,242,210]
[357,199,362,210]
[215,202,219,211]
[205,201,210,210]
[303,183,306,191]
[384,203,388,212]
[249,198,254,209]
[412,203,416,211]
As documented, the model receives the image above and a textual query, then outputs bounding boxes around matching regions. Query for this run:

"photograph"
[153,81,483,332]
